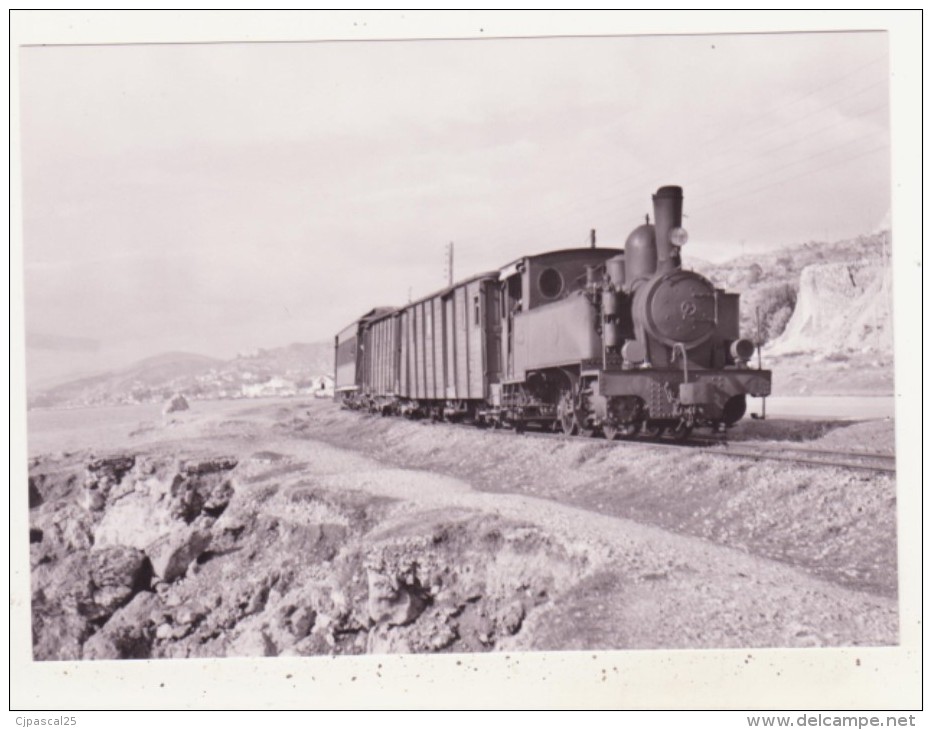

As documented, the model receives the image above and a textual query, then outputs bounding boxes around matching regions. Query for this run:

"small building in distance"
[309,374,334,398]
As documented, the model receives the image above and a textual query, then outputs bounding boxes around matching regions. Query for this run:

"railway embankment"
[26,398,898,660]
[294,403,898,598]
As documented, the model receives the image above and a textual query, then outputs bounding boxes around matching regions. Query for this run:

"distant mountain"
[27,344,334,410]
[28,351,223,409]
[231,342,333,376]
[117,351,222,380]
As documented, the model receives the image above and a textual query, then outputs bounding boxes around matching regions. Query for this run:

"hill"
[28,343,334,410]
[231,342,333,376]
[687,231,894,396]
[29,352,222,409]
[689,231,892,348]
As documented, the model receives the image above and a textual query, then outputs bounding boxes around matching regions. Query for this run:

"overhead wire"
[600,82,889,210]
[688,143,890,216]
[679,101,889,192]
[453,55,890,253]
[533,57,889,211]
[470,94,887,253]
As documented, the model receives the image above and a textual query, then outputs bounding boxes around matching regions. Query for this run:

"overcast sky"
[19,28,891,383]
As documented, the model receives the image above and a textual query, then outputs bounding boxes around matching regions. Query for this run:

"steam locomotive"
[334,186,771,440]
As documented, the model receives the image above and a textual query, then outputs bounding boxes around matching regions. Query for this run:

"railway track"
[697,442,896,474]
[503,426,896,474]
[346,408,896,474]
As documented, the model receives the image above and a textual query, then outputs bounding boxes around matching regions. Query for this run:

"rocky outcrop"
[769,261,893,356]
[366,567,429,627]
[29,451,239,660]
[29,477,43,508]
[88,546,150,612]
[94,456,237,548]
[82,592,162,660]
[30,500,95,567]
[30,445,562,661]
[146,527,211,583]
[32,607,93,661]
[163,394,189,414]
[83,456,135,511]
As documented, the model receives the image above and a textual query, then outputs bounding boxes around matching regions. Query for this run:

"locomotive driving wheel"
[557,377,598,437]
[558,390,578,436]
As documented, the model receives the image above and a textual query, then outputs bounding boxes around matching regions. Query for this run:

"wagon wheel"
[668,421,693,442]
[621,422,642,440]
[644,421,666,439]
[605,421,640,441]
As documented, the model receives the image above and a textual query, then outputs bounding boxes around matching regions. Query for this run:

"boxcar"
[358,308,400,408]
[396,271,501,418]
[333,307,395,404]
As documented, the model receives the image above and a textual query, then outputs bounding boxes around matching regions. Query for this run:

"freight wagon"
[337,272,502,420]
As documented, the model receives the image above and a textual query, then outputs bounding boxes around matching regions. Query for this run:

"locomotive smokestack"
[653,185,683,272]
[590,229,596,248]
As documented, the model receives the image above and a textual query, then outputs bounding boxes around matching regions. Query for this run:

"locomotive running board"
[599,369,771,395]
[598,368,772,419]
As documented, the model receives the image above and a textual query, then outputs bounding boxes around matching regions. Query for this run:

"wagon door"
[392,312,402,395]
[501,271,523,381]
[482,279,502,391]
[443,291,458,400]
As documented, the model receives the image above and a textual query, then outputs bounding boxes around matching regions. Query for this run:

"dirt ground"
[763,351,894,397]
[26,398,898,660]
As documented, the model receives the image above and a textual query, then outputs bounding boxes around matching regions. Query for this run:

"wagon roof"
[336,307,397,334]
[354,247,625,330]
[499,246,624,274]
[397,269,501,312]
[359,306,396,322]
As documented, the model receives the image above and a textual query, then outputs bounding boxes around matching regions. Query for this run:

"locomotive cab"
[499,248,622,382]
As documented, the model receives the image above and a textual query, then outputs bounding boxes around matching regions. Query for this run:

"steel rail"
[483,424,897,474]
[344,408,896,474]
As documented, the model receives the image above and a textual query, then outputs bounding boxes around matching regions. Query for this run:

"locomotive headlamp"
[669,227,689,247]
[730,338,756,362]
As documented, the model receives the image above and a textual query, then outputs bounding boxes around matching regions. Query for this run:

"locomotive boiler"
[334,185,771,440]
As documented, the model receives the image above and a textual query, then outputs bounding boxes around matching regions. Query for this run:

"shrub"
[741,283,798,344]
